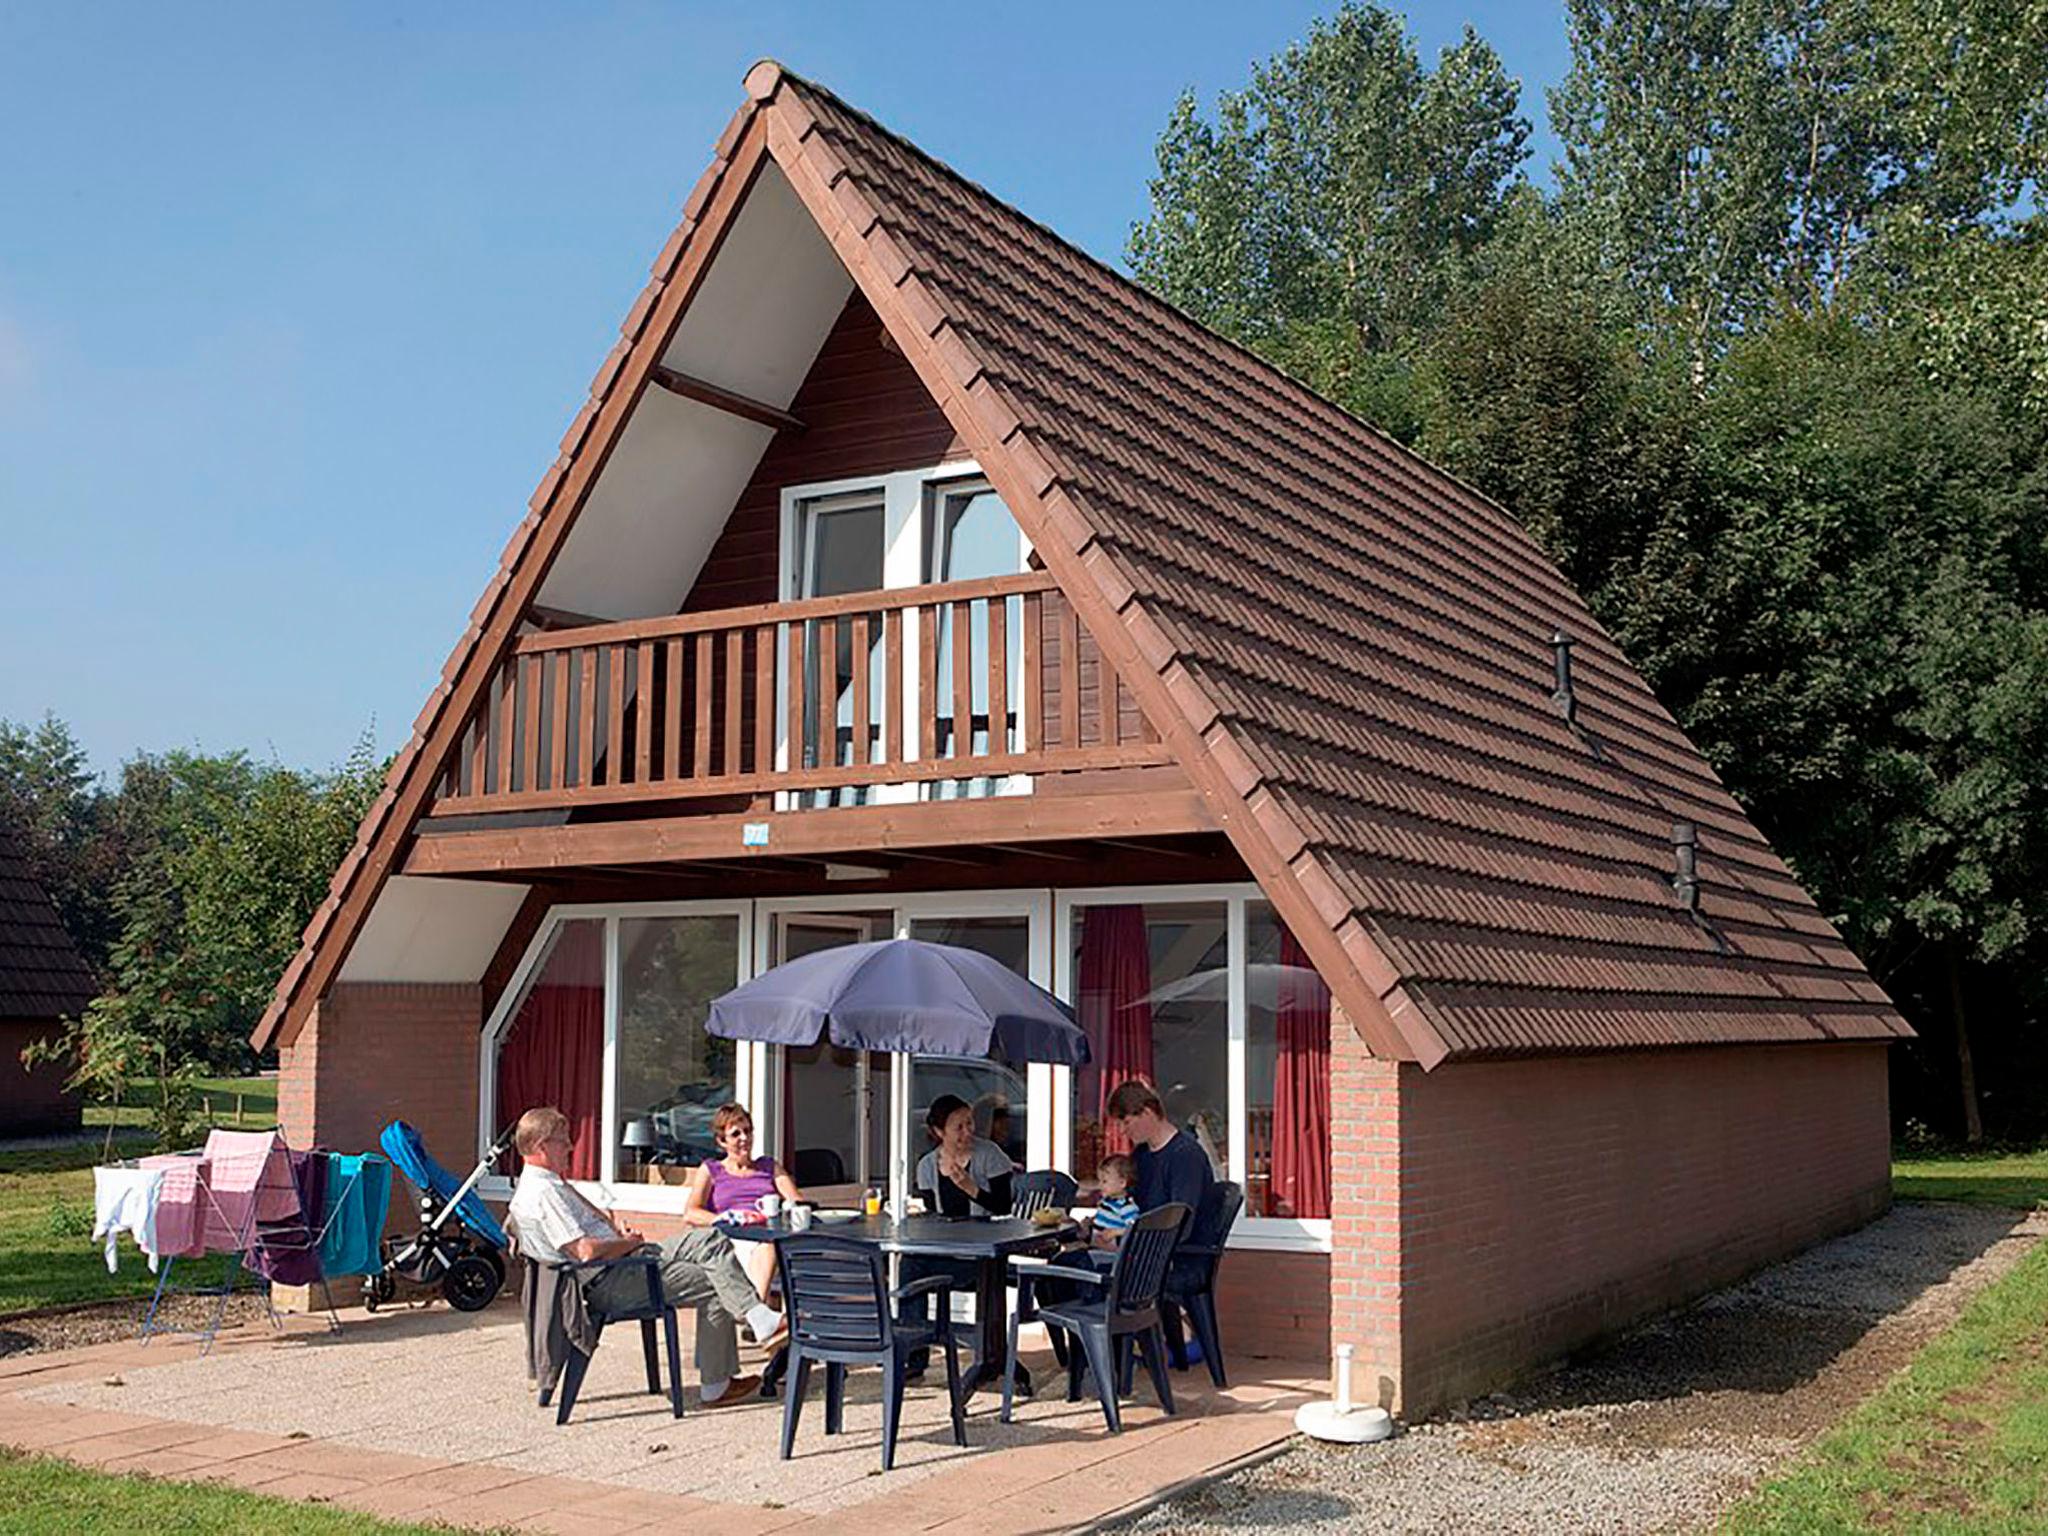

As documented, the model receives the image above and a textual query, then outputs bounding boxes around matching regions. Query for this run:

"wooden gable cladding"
[682,291,962,614]
[424,279,1168,818]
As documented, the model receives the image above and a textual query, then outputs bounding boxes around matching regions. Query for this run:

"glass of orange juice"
[863,1187,882,1217]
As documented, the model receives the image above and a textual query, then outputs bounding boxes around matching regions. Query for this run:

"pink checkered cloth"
[197,1130,300,1250]
[138,1152,210,1258]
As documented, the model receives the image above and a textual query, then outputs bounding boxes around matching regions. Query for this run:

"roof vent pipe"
[1671,821,1700,910]
[1551,631,1578,726]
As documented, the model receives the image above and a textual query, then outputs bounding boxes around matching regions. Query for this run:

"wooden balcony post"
[635,641,654,785]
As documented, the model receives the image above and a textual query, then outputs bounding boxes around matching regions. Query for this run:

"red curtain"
[496,922,605,1181]
[1077,904,1154,1167]
[1271,925,1331,1218]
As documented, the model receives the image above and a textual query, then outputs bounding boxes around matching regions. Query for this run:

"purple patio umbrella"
[707,938,1090,1065]
[709,939,1088,1218]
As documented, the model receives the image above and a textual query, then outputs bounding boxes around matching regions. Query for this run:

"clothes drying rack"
[111,1133,388,1356]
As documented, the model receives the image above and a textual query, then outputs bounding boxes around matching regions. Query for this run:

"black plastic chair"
[777,1233,968,1471]
[1159,1179,1243,1387]
[520,1252,684,1426]
[1005,1170,1081,1368]
[1011,1169,1079,1217]
[790,1147,847,1187]
[1003,1202,1187,1433]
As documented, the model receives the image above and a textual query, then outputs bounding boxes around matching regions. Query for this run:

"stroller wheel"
[442,1253,502,1313]
[362,1273,395,1313]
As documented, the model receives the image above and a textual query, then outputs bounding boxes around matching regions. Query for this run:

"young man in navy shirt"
[1106,1079,1213,1221]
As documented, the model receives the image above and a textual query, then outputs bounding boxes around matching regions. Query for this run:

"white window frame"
[474,898,755,1214]
[476,884,1332,1252]
[1056,883,1332,1253]
[776,461,1034,805]
[754,889,1053,1179]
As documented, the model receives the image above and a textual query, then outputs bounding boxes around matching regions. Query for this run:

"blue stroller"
[363,1120,513,1313]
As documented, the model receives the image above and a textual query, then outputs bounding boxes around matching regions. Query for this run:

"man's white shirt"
[509,1164,616,1263]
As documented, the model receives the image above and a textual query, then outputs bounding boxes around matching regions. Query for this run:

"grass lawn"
[0,1447,461,1535]
[1724,1153,2048,1533]
[83,1075,279,1134]
[0,1139,233,1316]
[1893,1147,2048,1209]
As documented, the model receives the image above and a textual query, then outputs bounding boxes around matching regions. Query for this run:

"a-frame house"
[258,61,1907,1414]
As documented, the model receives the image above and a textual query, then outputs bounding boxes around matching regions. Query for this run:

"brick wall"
[0,1018,83,1136]
[280,983,481,1179]
[1327,1000,1404,1409]
[1213,1247,1329,1362]
[1392,1041,1892,1415]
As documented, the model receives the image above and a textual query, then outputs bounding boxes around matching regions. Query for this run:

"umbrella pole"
[888,1050,910,1222]
[854,1053,871,1190]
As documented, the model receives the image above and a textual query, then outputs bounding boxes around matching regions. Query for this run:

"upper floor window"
[782,463,1029,602]
[782,465,1033,804]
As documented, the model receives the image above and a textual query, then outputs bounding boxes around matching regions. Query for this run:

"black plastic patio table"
[727,1212,1076,1407]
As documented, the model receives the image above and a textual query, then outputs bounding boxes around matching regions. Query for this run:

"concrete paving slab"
[5,1301,1314,1532]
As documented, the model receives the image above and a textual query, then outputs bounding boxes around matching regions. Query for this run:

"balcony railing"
[428,572,1172,816]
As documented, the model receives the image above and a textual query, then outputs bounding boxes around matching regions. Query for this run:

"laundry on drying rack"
[138,1151,210,1259]
[91,1164,165,1274]
[318,1152,393,1277]
[197,1129,299,1251]
[248,1147,328,1286]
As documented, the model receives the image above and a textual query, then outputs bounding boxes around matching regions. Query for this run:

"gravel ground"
[1116,1202,2048,1536]
[0,1293,273,1358]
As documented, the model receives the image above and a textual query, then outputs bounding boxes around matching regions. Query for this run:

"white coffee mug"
[758,1193,783,1218]
[789,1204,813,1232]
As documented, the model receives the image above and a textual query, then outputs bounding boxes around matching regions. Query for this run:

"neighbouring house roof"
[0,823,95,1021]
[254,62,1909,1064]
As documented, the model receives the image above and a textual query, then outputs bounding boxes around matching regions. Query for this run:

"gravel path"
[0,1294,273,1358]
[1115,1202,2048,1535]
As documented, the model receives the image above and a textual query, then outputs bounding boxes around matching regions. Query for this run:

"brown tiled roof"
[0,824,95,1020]
[254,61,1908,1064]
[751,63,1908,1063]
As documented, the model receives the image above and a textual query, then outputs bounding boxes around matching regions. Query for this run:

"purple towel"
[249,1148,327,1286]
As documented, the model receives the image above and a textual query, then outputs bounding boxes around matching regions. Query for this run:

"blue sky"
[0,3,1572,780]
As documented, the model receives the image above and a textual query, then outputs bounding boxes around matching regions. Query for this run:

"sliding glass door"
[775,911,889,1191]
[757,893,1052,1190]
[904,910,1034,1166]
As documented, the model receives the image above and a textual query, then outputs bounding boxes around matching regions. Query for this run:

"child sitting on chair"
[1088,1153,1141,1250]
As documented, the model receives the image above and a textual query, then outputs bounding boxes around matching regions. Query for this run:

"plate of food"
[813,1209,864,1224]
[1030,1207,1068,1228]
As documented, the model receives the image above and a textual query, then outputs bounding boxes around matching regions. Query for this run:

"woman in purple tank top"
[682,1103,805,1299]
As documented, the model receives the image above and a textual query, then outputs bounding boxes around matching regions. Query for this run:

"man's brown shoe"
[699,1374,759,1407]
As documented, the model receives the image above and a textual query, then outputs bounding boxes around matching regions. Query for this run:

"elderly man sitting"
[508,1105,782,1406]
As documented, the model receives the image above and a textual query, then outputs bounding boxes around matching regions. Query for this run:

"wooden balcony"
[426,572,1175,819]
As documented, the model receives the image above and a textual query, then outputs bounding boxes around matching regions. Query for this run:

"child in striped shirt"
[1089,1154,1141,1249]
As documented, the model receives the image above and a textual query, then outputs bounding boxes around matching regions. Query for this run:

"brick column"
[277,983,482,1163]
[1327,999,1404,1411]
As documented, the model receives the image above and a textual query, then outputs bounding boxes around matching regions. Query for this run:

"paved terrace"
[0,1302,1318,1533]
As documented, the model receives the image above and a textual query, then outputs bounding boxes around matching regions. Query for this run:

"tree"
[1551,0,2048,358]
[1126,2,2048,1141]
[1128,2,1529,425]
[23,734,383,1148]
[1417,247,1700,609]
[0,714,121,970]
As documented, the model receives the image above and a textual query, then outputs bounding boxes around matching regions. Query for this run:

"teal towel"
[319,1154,393,1276]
